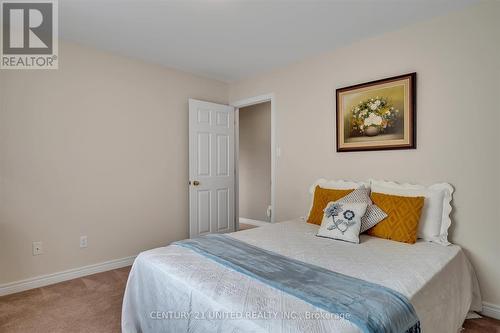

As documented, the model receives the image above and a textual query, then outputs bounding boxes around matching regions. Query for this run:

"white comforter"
[122,220,482,333]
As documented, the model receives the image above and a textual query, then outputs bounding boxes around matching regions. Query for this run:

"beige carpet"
[238,223,259,231]
[1,266,499,332]
[0,267,130,333]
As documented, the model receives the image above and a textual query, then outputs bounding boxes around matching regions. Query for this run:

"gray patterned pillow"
[336,187,387,232]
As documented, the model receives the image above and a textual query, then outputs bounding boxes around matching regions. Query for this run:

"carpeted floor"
[1,266,499,333]
[0,267,130,333]
[238,223,259,231]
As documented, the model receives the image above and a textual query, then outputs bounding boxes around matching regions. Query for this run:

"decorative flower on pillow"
[324,203,357,234]
[343,210,355,221]
[324,203,343,218]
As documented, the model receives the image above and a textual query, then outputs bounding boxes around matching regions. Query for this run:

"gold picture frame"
[336,73,416,152]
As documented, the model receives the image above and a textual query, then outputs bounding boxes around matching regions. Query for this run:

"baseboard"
[239,217,270,227]
[0,255,136,297]
[482,302,500,320]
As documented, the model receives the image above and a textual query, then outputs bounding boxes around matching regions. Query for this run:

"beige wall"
[0,42,228,284]
[239,102,271,222]
[229,2,500,306]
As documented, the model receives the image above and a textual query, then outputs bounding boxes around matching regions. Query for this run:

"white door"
[189,99,235,238]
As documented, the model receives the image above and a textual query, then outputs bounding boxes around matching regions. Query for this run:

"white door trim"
[231,94,276,224]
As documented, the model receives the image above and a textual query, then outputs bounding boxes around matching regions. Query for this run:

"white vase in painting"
[364,125,380,137]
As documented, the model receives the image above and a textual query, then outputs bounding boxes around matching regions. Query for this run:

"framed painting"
[336,73,416,152]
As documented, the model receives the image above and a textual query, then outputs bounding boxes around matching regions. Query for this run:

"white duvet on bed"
[122,219,481,333]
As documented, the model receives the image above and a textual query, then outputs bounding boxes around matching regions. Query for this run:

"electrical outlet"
[80,236,88,248]
[32,242,43,256]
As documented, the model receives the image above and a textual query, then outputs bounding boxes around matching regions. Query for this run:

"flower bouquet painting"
[350,97,399,137]
[336,73,416,152]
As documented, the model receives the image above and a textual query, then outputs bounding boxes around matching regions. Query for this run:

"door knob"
[192,180,200,186]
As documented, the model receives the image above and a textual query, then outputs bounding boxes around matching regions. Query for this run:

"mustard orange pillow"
[367,192,424,244]
[307,186,354,225]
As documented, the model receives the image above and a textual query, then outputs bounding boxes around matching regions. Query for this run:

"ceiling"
[60,0,477,82]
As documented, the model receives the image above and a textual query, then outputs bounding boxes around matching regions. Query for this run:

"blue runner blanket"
[173,234,420,333]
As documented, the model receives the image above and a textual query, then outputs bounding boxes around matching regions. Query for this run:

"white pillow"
[317,202,368,244]
[305,178,369,219]
[370,180,454,245]
[308,178,370,193]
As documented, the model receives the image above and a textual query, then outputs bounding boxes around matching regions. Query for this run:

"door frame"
[231,93,277,229]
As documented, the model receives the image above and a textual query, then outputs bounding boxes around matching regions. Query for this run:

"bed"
[122,219,482,333]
